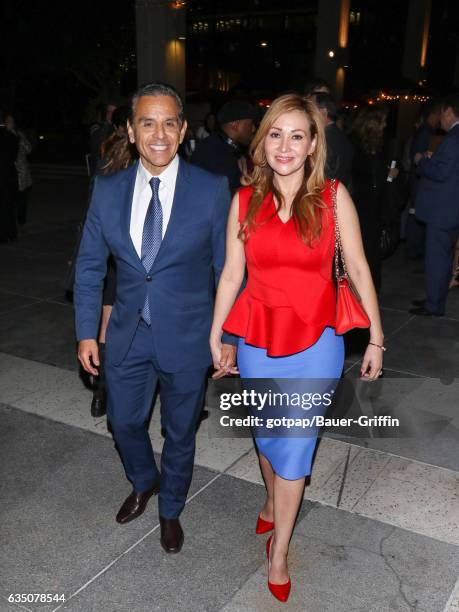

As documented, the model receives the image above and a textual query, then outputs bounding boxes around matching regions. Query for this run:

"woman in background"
[90,106,137,417]
[196,111,217,140]
[349,106,399,292]
[5,112,33,227]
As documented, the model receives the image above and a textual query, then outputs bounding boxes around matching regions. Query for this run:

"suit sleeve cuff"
[221,332,239,346]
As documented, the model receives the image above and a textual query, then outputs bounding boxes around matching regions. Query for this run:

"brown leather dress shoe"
[159,516,184,553]
[116,484,160,524]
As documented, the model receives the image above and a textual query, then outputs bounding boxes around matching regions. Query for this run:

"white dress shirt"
[129,155,179,257]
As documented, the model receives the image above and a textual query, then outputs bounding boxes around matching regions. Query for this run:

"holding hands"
[210,336,239,379]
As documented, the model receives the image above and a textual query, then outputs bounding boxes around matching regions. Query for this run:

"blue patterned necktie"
[140,176,163,324]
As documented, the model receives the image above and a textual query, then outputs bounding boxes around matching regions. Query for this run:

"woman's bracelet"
[369,342,386,351]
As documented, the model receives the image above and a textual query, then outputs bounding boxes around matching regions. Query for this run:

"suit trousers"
[106,320,208,518]
[424,224,459,315]
[406,213,425,259]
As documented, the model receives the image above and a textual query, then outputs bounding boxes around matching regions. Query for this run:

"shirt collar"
[138,155,180,189]
[449,120,459,131]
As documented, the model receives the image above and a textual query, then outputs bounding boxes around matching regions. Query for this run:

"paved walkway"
[0,177,458,612]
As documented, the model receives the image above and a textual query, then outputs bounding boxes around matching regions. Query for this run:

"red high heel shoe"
[256,514,274,534]
[266,535,291,603]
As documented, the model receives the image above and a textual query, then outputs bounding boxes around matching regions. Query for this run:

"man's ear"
[127,121,135,144]
[179,119,188,144]
[318,107,327,123]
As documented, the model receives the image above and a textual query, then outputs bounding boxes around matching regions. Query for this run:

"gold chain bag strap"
[330,179,370,334]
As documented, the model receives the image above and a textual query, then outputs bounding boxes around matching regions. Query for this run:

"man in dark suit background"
[190,100,257,193]
[0,109,19,243]
[75,83,237,553]
[410,93,459,316]
[315,93,353,189]
[405,102,441,259]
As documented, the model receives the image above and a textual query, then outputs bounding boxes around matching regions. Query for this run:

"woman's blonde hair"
[240,93,327,245]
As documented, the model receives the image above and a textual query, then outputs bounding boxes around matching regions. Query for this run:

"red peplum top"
[222,181,337,356]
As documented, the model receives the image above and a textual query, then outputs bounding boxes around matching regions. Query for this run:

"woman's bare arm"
[210,192,246,376]
[336,183,384,380]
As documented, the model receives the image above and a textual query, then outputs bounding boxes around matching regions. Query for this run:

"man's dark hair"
[420,99,440,122]
[111,105,130,130]
[314,93,338,122]
[129,82,185,124]
[441,93,459,118]
[305,77,332,95]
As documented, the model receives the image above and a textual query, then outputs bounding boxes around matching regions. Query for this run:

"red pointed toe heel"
[256,513,274,534]
[266,535,291,603]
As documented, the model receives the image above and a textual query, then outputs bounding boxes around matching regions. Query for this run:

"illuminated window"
[349,11,361,25]
[191,20,209,33]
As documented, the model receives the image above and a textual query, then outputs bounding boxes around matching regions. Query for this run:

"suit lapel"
[152,157,191,267]
[120,161,145,272]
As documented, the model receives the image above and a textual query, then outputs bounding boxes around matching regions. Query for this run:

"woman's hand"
[210,335,239,379]
[360,344,384,381]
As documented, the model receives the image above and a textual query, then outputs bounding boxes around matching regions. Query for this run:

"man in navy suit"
[410,94,459,316]
[75,83,237,553]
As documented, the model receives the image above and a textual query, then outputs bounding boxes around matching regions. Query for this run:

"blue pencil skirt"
[237,327,345,480]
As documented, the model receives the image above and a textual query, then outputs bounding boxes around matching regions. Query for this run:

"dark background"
[1,0,458,161]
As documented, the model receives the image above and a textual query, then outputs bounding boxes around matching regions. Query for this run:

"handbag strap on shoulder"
[331,179,348,282]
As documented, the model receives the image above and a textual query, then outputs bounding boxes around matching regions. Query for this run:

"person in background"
[211,93,383,602]
[191,100,257,193]
[178,125,197,160]
[349,106,398,292]
[0,109,19,243]
[89,100,118,177]
[305,77,332,97]
[5,112,32,227]
[410,94,459,317]
[196,111,217,140]
[405,102,441,258]
[91,105,136,417]
[314,93,353,189]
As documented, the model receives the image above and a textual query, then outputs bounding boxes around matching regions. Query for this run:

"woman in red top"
[210,94,384,602]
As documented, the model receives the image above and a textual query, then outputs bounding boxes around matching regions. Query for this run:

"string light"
[366,91,430,105]
[342,91,430,110]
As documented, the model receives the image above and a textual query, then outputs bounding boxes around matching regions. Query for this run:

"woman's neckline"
[271,194,292,225]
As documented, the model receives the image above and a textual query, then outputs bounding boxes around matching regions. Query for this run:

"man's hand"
[78,339,100,376]
[211,342,239,379]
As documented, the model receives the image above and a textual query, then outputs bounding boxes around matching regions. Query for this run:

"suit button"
[146,275,152,282]
[137,308,142,314]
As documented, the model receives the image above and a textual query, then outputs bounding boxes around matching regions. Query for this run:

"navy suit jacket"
[74,158,232,372]
[415,124,459,229]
